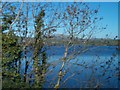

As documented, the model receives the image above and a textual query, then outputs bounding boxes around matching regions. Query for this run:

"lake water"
[19,45,119,88]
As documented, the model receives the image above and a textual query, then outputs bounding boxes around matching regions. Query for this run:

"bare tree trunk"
[8,2,23,34]
[54,47,68,88]
[23,3,29,83]
[24,58,29,82]
[18,59,21,73]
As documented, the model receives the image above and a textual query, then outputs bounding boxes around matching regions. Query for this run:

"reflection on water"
[20,46,119,88]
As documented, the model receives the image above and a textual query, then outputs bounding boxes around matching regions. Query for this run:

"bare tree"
[54,2,107,88]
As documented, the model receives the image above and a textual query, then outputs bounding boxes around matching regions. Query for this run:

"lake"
[19,45,119,88]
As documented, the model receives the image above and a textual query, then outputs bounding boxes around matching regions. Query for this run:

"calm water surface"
[20,46,119,88]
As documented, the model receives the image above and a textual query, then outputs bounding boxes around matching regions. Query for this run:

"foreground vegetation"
[1,2,119,89]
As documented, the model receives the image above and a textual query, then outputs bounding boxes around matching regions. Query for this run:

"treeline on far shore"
[19,36,120,46]
[46,38,119,46]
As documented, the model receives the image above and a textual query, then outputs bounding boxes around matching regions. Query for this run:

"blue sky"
[4,2,118,39]
[49,2,118,39]
[88,2,118,39]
